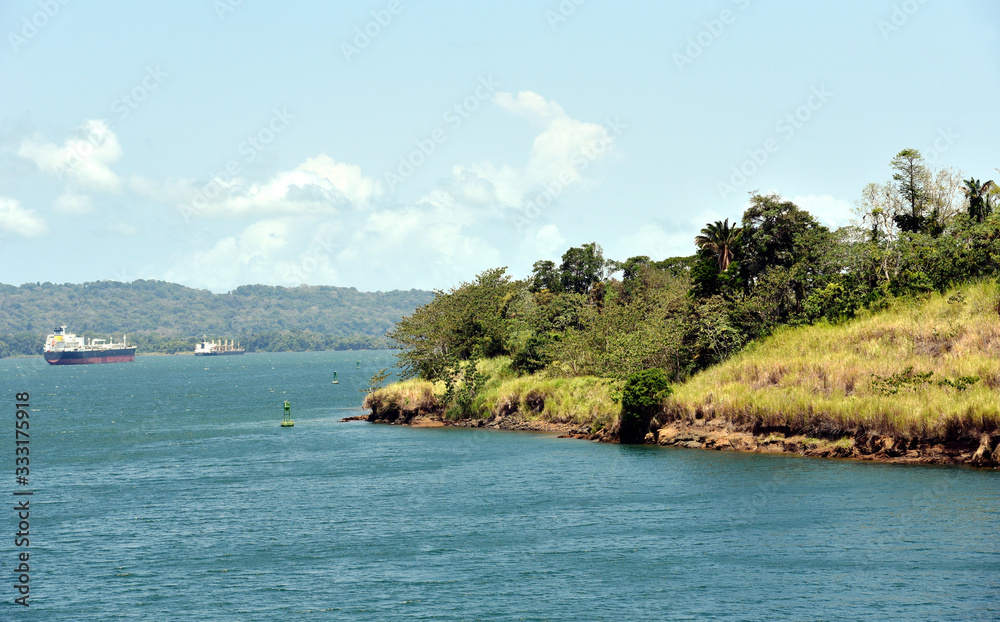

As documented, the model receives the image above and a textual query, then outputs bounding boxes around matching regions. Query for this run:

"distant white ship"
[194,338,245,356]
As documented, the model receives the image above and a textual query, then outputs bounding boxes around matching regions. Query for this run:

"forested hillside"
[0,280,434,357]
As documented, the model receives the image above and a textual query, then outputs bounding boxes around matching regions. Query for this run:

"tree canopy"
[387,150,998,388]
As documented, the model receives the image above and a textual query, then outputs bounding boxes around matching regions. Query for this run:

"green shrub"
[618,368,672,443]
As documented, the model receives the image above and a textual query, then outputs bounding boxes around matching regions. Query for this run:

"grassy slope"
[366,357,619,431]
[370,281,1000,442]
[668,281,1000,440]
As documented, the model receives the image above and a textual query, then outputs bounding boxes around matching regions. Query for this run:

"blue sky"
[2,0,998,292]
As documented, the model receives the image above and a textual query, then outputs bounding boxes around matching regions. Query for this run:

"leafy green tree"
[552,267,690,379]
[529,260,563,293]
[388,268,519,379]
[559,242,606,295]
[616,255,652,281]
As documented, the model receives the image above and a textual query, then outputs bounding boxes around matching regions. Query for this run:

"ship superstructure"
[194,338,245,356]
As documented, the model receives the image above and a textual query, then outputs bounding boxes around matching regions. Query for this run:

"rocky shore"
[356,400,999,468]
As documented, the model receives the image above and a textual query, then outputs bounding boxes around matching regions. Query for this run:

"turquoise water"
[2,351,998,620]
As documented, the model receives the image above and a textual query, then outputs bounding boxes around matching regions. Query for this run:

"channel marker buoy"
[281,400,294,427]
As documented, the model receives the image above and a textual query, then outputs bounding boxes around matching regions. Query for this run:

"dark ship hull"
[43,347,137,365]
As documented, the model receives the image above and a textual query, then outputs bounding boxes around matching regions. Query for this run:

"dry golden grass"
[367,357,619,430]
[363,377,442,415]
[668,282,1000,440]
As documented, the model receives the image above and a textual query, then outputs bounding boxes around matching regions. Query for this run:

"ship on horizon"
[194,337,245,356]
[43,326,136,365]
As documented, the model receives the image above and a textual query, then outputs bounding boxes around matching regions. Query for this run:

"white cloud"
[494,90,567,125]
[18,120,123,193]
[54,192,93,214]
[165,219,291,291]
[444,91,620,212]
[179,155,378,218]
[335,195,502,290]
[298,154,378,206]
[0,197,48,237]
[12,91,617,292]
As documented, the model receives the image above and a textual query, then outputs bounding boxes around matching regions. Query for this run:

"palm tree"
[963,178,996,223]
[695,219,742,272]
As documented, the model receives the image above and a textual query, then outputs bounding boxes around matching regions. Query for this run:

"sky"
[1,0,998,293]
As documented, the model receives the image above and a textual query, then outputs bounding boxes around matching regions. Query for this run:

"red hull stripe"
[44,350,137,365]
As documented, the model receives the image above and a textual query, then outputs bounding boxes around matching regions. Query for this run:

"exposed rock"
[360,395,996,467]
[339,415,369,422]
[525,390,545,414]
[971,433,995,467]
[656,427,680,445]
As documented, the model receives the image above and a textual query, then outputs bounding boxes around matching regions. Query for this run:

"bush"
[618,368,672,443]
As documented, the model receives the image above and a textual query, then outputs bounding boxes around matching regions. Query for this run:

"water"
[2,351,998,620]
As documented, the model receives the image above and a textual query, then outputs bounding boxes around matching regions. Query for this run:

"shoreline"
[356,406,999,468]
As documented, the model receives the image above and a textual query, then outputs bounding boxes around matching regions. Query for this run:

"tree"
[963,178,996,223]
[529,260,562,293]
[740,194,828,279]
[924,166,965,226]
[890,148,929,232]
[694,219,742,272]
[388,268,519,379]
[617,255,652,282]
[559,242,606,295]
[852,182,904,285]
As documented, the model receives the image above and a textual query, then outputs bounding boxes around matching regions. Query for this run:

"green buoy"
[332,371,339,385]
[356,360,361,369]
[281,400,294,427]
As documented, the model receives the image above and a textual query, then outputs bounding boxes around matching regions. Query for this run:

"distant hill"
[0,280,435,356]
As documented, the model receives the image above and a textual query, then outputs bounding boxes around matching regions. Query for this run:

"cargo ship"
[43,326,137,365]
[194,338,245,356]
